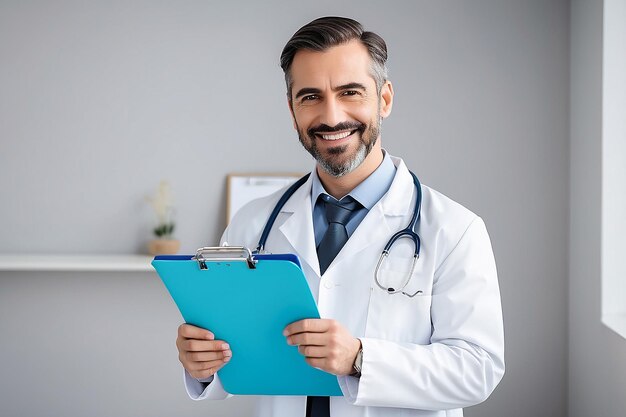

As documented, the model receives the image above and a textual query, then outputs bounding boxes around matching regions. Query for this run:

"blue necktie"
[316,194,360,275]
[307,195,360,417]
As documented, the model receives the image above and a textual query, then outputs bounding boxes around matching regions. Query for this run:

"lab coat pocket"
[365,267,433,344]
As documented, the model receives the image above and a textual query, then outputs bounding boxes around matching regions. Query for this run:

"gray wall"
[569,1,626,416]
[0,1,573,416]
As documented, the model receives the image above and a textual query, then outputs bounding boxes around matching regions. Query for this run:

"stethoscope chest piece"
[372,171,423,297]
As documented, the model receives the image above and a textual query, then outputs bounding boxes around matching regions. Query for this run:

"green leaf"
[154,223,175,238]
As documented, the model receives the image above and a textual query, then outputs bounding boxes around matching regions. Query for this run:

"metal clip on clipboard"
[193,246,257,270]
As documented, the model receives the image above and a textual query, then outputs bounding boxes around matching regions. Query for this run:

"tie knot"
[321,194,360,226]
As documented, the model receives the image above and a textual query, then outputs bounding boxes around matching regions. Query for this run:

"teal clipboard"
[152,246,343,396]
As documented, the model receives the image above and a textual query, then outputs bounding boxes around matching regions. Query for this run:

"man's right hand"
[176,323,232,380]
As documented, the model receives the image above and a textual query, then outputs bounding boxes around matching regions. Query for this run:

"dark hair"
[280,16,388,99]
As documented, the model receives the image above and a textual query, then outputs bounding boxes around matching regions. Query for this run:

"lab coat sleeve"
[183,369,232,400]
[338,217,505,410]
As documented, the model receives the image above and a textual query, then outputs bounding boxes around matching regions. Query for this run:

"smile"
[316,130,356,141]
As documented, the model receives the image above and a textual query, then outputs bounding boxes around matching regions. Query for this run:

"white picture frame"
[226,173,303,224]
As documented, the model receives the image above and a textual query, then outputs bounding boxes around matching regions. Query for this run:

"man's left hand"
[284,319,360,376]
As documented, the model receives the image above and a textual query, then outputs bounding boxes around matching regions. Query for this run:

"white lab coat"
[185,156,505,417]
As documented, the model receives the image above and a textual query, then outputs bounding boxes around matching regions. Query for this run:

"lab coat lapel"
[277,176,321,277]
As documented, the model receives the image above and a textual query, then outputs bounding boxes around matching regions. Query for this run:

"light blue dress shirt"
[311,150,397,247]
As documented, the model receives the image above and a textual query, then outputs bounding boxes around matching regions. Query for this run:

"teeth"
[321,131,352,140]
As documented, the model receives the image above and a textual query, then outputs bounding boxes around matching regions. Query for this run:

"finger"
[189,362,227,379]
[287,332,327,347]
[185,358,229,372]
[189,369,214,380]
[178,323,214,340]
[283,319,330,337]
[305,357,328,371]
[297,344,326,358]
[186,350,232,363]
[183,339,230,353]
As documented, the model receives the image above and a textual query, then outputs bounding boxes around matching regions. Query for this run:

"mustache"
[307,121,365,137]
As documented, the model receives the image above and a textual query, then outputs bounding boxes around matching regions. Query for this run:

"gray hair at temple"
[279,16,389,100]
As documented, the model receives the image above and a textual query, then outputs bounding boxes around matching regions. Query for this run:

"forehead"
[289,40,375,90]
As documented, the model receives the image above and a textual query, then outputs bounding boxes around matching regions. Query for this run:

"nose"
[319,96,345,128]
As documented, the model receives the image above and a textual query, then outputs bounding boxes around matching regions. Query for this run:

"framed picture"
[226,173,303,224]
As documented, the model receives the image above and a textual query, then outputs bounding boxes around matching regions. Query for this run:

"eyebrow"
[294,82,368,99]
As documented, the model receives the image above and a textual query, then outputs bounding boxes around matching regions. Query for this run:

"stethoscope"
[254,170,423,297]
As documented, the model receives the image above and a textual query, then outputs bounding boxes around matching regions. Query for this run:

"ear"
[287,95,298,130]
[379,81,394,118]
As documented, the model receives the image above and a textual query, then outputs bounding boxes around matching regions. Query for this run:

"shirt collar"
[310,149,396,210]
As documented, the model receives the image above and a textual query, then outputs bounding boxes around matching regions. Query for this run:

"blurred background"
[1,0,624,416]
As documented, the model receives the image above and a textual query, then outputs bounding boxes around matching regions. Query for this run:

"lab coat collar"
[381,157,415,217]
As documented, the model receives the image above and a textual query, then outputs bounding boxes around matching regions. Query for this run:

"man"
[176,16,505,417]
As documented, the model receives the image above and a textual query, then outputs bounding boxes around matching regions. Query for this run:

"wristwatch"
[351,340,363,377]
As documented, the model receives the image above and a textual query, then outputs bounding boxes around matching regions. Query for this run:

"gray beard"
[315,140,369,177]
[297,117,382,178]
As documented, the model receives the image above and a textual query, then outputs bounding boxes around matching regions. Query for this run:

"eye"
[342,90,359,96]
[301,94,319,102]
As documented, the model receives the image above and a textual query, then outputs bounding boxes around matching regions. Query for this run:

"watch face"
[355,348,363,371]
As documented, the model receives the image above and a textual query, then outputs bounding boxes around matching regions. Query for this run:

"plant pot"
[148,239,181,255]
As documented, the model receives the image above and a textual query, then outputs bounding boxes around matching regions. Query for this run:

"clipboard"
[152,246,343,396]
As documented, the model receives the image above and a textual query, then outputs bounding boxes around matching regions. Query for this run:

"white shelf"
[0,254,154,272]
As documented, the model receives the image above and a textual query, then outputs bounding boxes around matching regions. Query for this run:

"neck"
[317,142,384,199]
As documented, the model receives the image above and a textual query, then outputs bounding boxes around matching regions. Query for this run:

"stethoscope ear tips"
[387,288,395,293]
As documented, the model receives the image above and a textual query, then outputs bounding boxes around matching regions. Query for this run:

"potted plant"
[146,180,181,255]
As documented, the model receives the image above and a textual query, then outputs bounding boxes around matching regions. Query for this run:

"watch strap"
[350,339,363,377]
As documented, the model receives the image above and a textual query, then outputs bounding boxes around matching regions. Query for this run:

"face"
[288,40,393,177]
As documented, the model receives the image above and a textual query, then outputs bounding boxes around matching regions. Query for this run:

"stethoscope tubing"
[255,173,311,254]
[254,169,423,297]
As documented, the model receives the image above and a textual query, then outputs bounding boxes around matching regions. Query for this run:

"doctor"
[176,16,505,417]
